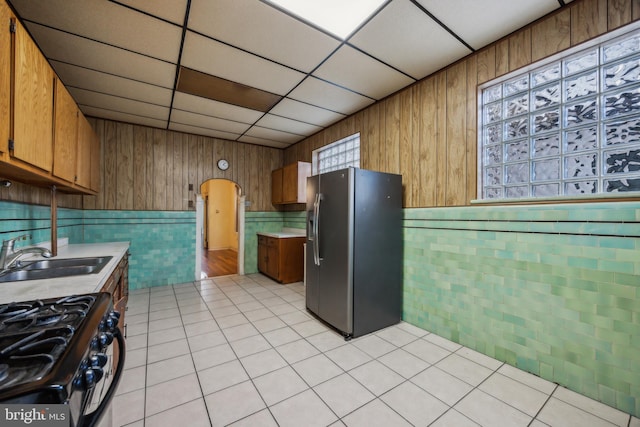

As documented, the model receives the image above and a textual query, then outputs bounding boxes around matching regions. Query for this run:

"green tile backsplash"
[402,201,640,417]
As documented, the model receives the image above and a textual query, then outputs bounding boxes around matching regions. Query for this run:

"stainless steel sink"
[0,256,113,283]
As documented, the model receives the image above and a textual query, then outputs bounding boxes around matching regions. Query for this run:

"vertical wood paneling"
[466,57,478,202]
[172,132,183,210]
[103,121,117,210]
[187,135,198,209]
[410,85,422,207]
[418,78,437,206]
[385,96,401,175]
[531,9,571,62]
[435,73,447,206]
[634,0,640,20]
[445,61,467,206]
[509,28,532,71]
[144,128,154,210]
[367,103,380,171]
[165,132,175,209]
[571,0,608,44]
[152,129,166,210]
[378,100,387,172]
[495,39,510,77]
[477,46,496,85]
[116,124,133,209]
[399,88,413,206]
[608,0,632,29]
[132,127,146,210]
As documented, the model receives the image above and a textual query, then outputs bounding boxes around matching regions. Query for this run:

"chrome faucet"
[0,234,52,271]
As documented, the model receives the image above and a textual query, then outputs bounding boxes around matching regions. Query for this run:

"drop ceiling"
[8,0,572,149]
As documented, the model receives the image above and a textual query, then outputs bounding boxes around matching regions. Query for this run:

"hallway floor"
[113,274,639,427]
[201,249,237,277]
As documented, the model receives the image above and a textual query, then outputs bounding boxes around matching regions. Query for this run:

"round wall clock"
[217,159,229,171]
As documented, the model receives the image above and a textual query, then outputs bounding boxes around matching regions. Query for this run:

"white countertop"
[0,241,130,304]
[257,228,306,239]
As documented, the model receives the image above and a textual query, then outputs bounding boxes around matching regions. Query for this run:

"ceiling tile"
[115,0,188,25]
[26,23,176,88]
[270,98,346,127]
[313,44,415,99]
[69,88,170,121]
[415,0,560,50]
[50,61,173,107]
[181,31,306,96]
[236,135,291,148]
[170,110,252,134]
[168,123,241,141]
[81,106,168,129]
[254,114,322,136]
[288,77,375,115]
[172,92,263,124]
[188,0,340,73]
[350,0,472,80]
[244,126,302,144]
[10,0,182,63]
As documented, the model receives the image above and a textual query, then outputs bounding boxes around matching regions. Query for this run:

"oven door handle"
[81,327,126,427]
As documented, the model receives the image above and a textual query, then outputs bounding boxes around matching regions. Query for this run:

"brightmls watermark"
[0,405,69,426]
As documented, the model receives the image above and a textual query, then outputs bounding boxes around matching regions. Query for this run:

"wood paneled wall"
[79,119,282,212]
[283,0,640,207]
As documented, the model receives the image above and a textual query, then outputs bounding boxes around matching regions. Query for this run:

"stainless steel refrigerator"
[306,167,402,339]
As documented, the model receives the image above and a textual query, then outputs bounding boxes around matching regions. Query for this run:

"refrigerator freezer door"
[316,169,354,335]
[305,175,320,315]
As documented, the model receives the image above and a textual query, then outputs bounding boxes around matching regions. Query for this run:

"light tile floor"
[113,274,639,427]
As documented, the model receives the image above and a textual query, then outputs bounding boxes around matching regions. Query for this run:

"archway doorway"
[199,179,242,278]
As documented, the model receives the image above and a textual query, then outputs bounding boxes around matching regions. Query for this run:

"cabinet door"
[266,238,279,279]
[282,163,297,203]
[271,168,283,204]
[75,114,93,188]
[257,236,268,273]
[0,3,10,158]
[53,79,78,182]
[13,19,54,171]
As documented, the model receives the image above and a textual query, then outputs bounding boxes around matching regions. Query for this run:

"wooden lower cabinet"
[100,252,129,334]
[257,234,305,284]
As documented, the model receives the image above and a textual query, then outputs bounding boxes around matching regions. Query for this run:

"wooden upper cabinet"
[0,2,10,159]
[12,17,54,172]
[272,161,311,205]
[271,168,283,204]
[76,114,93,189]
[53,79,78,182]
[282,161,311,204]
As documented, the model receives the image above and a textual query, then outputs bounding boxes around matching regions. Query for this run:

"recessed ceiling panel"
[176,67,282,112]
[169,122,241,141]
[172,92,263,124]
[350,0,472,80]
[313,45,414,99]
[270,98,346,127]
[181,31,306,96]
[288,77,374,115]
[10,0,182,63]
[416,0,560,50]
[116,0,188,25]
[188,0,340,73]
[170,109,251,134]
[81,106,168,129]
[69,88,170,121]
[255,114,322,136]
[26,23,176,88]
[50,61,173,106]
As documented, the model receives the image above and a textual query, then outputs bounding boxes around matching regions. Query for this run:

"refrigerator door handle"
[313,193,322,266]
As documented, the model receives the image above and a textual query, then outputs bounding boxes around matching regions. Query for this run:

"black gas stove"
[0,293,125,427]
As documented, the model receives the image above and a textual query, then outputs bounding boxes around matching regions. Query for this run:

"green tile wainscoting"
[0,201,196,290]
[402,201,640,417]
[0,201,83,251]
[82,210,196,289]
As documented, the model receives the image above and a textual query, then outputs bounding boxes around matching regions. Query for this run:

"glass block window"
[479,25,640,200]
[313,133,360,175]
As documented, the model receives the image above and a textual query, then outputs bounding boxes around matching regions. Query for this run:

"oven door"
[78,327,126,427]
